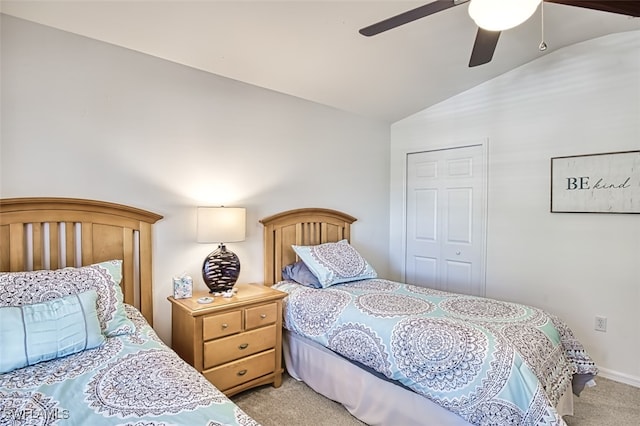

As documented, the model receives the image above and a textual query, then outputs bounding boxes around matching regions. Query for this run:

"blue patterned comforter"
[274,279,598,426]
[0,305,258,426]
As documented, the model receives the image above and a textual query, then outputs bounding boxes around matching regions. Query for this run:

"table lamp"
[197,206,246,294]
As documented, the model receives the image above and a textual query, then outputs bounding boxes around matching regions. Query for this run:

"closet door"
[405,145,486,296]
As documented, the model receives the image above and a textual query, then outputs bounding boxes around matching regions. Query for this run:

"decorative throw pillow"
[282,261,322,288]
[0,289,105,373]
[292,239,377,288]
[0,260,135,337]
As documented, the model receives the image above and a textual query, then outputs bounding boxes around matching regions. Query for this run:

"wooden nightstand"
[168,283,287,396]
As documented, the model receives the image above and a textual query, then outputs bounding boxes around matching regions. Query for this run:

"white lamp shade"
[197,207,246,243]
[468,0,541,31]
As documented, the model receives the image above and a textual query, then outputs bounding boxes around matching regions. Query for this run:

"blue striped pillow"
[0,290,105,373]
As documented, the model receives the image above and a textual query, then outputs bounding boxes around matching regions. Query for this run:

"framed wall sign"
[550,150,640,214]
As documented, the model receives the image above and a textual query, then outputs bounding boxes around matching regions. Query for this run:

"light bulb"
[469,0,542,31]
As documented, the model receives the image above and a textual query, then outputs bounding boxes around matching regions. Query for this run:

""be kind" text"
[566,177,631,190]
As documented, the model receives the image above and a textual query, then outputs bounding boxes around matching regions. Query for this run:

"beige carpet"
[564,376,640,426]
[232,374,640,426]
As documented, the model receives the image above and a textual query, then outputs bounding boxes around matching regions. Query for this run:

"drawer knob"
[238,343,249,350]
[237,369,247,376]
[260,314,267,319]
[221,323,228,329]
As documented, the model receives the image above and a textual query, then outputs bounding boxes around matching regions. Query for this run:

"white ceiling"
[2,1,639,123]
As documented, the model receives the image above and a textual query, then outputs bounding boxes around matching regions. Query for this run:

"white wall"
[390,31,640,386]
[0,15,391,344]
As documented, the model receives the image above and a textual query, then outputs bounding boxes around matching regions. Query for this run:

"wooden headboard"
[259,208,356,286]
[0,197,163,325]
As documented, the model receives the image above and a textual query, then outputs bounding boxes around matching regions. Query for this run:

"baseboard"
[597,367,640,388]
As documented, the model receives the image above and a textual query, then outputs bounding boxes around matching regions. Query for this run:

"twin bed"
[1,198,598,426]
[260,208,598,426]
[0,198,258,426]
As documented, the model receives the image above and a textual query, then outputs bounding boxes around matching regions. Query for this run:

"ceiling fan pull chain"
[539,1,547,51]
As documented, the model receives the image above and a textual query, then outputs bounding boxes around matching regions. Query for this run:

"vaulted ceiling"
[2,1,639,123]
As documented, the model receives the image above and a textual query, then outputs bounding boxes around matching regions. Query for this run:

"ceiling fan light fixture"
[468,0,541,31]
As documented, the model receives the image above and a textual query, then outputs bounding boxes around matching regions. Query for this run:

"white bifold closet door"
[405,144,486,296]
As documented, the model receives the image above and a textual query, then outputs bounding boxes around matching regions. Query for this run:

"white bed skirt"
[283,330,574,426]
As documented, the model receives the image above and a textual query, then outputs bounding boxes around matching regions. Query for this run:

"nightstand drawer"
[203,324,277,368]
[245,302,278,330]
[203,310,242,340]
[204,349,276,391]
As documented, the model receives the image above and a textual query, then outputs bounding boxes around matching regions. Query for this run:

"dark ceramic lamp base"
[202,243,240,294]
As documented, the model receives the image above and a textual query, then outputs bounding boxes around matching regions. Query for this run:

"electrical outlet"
[595,316,607,332]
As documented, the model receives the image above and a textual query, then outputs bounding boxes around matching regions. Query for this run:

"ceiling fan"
[359,0,640,67]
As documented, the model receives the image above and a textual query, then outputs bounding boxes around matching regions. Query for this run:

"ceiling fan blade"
[545,0,640,17]
[359,1,462,37]
[469,28,501,67]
